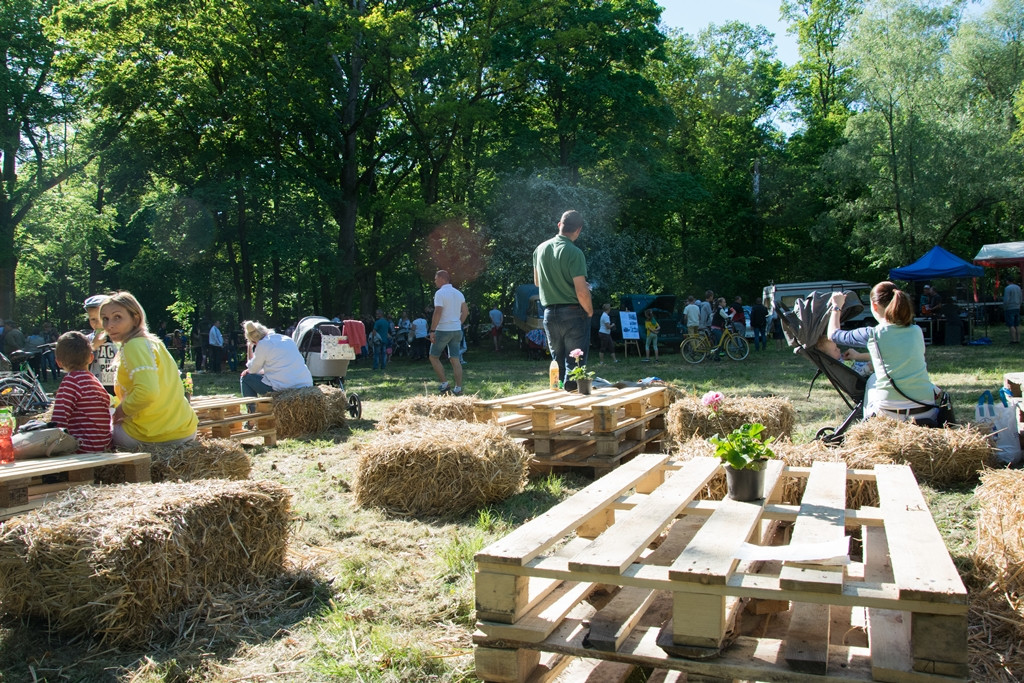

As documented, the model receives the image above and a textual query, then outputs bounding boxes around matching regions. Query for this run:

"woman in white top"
[240,321,313,403]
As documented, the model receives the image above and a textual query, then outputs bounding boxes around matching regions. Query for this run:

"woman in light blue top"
[827,281,940,420]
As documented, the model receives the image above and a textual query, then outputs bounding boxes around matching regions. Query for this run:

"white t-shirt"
[246,333,313,391]
[683,303,701,328]
[599,312,613,334]
[433,284,466,332]
[411,318,428,339]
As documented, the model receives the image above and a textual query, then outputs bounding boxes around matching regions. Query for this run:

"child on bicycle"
[84,294,118,396]
[52,331,113,453]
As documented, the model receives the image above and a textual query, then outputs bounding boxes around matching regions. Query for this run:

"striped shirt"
[52,371,112,453]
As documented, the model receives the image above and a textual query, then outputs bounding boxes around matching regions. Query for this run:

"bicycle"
[679,327,749,363]
[0,345,55,416]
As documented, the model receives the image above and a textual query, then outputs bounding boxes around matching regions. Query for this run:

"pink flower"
[701,391,724,415]
[569,348,584,360]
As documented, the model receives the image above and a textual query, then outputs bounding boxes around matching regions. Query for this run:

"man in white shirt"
[489,306,504,351]
[429,270,469,394]
[208,321,224,372]
[411,313,429,360]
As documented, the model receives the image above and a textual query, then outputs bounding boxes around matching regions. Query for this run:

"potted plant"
[708,422,777,501]
[566,348,596,394]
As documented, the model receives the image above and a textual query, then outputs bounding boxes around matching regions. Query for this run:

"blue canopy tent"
[888,245,984,281]
[889,246,983,345]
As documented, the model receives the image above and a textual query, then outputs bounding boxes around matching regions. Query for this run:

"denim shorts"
[430,329,463,358]
[1007,309,1020,327]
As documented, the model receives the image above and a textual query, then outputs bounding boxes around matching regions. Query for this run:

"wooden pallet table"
[473,456,968,683]
[0,451,152,520]
[191,395,277,447]
[474,387,668,474]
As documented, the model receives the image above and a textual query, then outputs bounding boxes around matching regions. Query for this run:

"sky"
[658,0,994,66]
[659,1,801,64]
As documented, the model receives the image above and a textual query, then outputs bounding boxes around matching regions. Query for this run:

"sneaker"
[614,359,619,363]
[439,382,450,394]
[452,386,463,396]
[642,358,650,362]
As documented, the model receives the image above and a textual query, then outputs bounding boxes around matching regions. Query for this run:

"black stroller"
[780,291,868,445]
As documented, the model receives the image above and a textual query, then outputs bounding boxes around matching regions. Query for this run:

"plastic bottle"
[548,359,560,390]
[0,407,14,465]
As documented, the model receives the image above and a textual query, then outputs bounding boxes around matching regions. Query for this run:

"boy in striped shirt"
[52,331,113,453]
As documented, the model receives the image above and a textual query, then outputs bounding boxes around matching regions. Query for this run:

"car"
[762,280,874,328]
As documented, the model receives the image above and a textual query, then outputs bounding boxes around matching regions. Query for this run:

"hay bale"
[150,437,251,483]
[666,395,795,443]
[0,479,290,644]
[975,469,1024,599]
[273,385,347,438]
[842,418,994,486]
[968,582,1024,681]
[354,418,530,516]
[377,395,478,431]
[320,384,350,429]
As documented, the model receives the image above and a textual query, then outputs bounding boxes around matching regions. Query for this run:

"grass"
[1,331,1018,682]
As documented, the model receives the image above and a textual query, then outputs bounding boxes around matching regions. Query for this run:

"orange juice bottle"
[548,359,559,390]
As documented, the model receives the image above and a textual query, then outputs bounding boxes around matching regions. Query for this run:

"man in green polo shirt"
[533,210,593,390]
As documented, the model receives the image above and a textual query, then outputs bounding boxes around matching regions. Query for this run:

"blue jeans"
[543,305,592,391]
[752,326,766,351]
[241,372,274,413]
[373,342,387,370]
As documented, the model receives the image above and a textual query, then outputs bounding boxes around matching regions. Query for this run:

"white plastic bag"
[978,389,1022,467]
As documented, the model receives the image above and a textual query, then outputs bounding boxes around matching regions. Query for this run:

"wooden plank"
[873,465,967,605]
[555,658,634,683]
[477,580,595,644]
[668,459,784,584]
[784,602,832,674]
[480,617,878,683]
[475,452,672,566]
[586,517,705,652]
[474,646,541,683]
[863,525,914,683]
[568,458,720,575]
[780,460,848,593]
[910,614,968,678]
[0,452,150,482]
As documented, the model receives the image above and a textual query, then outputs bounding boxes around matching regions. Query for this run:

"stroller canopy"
[780,291,864,350]
[292,316,338,351]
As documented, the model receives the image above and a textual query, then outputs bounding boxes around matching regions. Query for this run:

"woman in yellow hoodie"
[100,291,198,450]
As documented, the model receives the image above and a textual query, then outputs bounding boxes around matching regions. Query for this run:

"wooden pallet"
[474,387,668,474]
[192,395,277,447]
[473,455,968,682]
[0,451,151,520]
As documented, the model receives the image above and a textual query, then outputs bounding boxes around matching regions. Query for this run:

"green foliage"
[709,423,777,471]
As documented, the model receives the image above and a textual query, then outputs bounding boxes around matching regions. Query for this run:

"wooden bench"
[0,451,151,520]
[473,458,968,682]
[474,387,668,475]
[192,395,277,447]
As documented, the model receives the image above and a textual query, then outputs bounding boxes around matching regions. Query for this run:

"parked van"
[762,280,874,327]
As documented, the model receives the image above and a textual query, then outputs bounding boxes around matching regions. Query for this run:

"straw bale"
[377,395,478,431]
[842,418,994,486]
[149,437,251,483]
[975,469,1024,603]
[666,395,795,444]
[0,479,290,645]
[354,418,530,516]
[968,582,1024,681]
[273,385,347,438]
